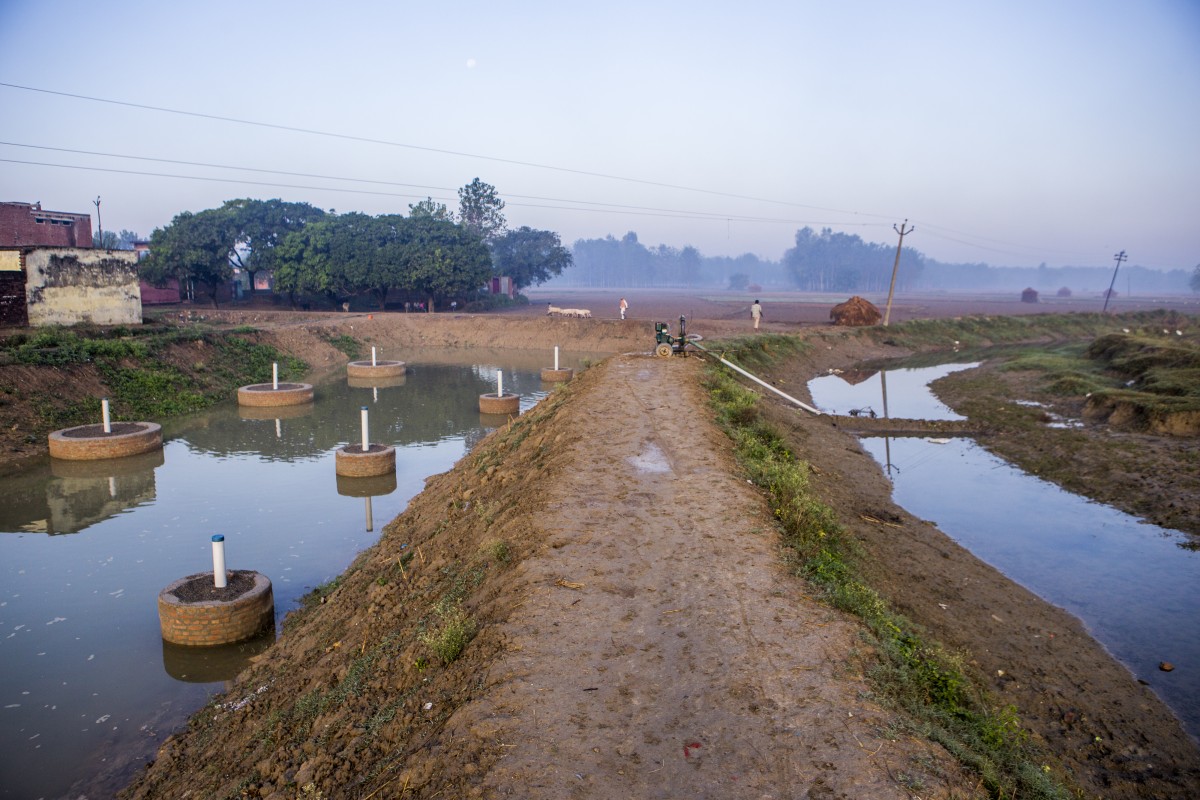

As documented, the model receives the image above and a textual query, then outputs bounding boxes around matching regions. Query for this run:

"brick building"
[0,201,94,248]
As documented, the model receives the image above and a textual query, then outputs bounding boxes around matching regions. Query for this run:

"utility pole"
[1103,250,1127,313]
[883,219,914,326]
[93,196,102,249]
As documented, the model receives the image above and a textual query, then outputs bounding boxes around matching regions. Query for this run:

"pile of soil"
[830,295,882,326]
[169,570,259,603]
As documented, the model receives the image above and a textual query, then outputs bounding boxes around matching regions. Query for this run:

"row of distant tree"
[556,227,1196,295]
[137,180,573,308]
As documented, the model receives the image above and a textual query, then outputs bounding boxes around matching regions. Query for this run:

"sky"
[1,0,1198,270]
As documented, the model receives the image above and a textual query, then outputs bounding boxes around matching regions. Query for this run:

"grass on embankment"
[0,323,306,436]
[703,333,1071,800]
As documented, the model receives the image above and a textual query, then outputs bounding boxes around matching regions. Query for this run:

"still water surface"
[0,352,579,799]
[810,363,1199,740]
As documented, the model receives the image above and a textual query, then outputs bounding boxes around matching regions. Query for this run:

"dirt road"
[438,355,972,798]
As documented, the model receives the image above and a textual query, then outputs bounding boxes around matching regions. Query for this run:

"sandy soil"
[4,292,1198,797]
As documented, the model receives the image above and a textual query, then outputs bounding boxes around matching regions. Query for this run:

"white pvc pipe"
[691,342,822,415]
[275,418,282,439]
[360,406,370,451]
[211,535,227,588]
[101,398,111,433]
[497,370,504,398]
[554,346,560,371]
[272,362,279,390]
[365,496,374,532]
[371,346,377,367]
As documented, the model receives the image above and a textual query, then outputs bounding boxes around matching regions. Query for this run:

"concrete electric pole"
[883,220,914,326]
[1102,250,1127,313]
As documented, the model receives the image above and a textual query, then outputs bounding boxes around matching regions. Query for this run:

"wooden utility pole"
[883,220,914,326]
[1102,250,1127,313]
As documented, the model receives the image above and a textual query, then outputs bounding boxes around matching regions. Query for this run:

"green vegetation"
[859,309,1188,352]
[1,324,306,432]
[320,332,361,359]
[419,599,477,665]
[703,355,1069,799]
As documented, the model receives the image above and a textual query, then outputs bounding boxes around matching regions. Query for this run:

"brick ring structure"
[236,382,314,407]
[157,570,275,646]
[346,360,406,379]
[540,367,574,383]
[335,443,397,477]
[48,421,163,461]
[478,392,520,415]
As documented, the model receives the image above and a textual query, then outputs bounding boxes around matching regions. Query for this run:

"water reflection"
[862,434,1200,740]
[808,362,978,419]
[161,628,276,684]
[0,353,585,800]
[0,448,164,535]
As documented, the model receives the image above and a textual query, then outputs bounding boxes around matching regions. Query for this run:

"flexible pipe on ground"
[690,342,821,415]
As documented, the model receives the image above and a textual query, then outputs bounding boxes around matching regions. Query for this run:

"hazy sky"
[2,1,1197,270]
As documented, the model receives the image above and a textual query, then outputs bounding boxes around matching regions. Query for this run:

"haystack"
[1021,287,1039,303]
[829,296,881,326]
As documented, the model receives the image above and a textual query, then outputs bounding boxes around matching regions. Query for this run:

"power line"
[0,141,884,227]
[0,81,893,221]
[0,157,888,228]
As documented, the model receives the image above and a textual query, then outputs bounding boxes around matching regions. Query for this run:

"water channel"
[0,349,590,800]
[809,363,1200,741]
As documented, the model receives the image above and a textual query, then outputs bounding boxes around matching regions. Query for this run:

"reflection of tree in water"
[173,365,545,462]
[0,449,163,535]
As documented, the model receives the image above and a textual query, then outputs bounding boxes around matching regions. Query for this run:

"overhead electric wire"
[0,141,884,227]
[0,81,893,222]
[1,81,1155,266]
[0,156,887,229]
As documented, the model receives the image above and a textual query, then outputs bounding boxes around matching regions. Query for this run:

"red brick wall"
[0,203,93,248]
[0,270,28,326]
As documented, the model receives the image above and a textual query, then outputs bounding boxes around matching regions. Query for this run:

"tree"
[402,216,493,309]
[141,209,237,307]
[490,227,573,290]
[274,212,405,309]
[1191,264,1200,293]
[457,178,506,244]
[409,197,452,221]
[221,198,325,293]
[729,273,750,291]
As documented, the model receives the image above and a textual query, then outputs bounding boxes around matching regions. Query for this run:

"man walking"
[751,299,763,330]
[619,297,629,320]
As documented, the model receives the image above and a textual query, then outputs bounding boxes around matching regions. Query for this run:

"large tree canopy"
[222,198,326,290]
[141,199,327,306]
[141,208,237,306]
[491,226,573,290]
[274,212,491,310]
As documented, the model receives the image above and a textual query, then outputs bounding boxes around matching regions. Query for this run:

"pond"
[810,363,1200,740]
[0,349,590,800]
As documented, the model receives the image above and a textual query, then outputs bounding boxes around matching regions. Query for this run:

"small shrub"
[419,601,477,665]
